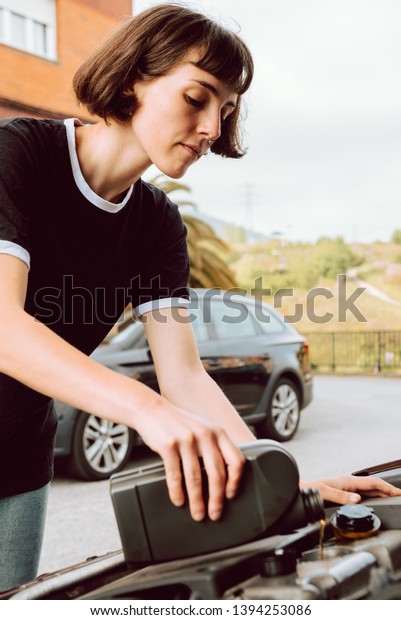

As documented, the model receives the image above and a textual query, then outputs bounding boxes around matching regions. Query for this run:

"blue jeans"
[0,483,49,591]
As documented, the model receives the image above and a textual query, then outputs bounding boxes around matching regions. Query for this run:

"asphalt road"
[38,374,401,575]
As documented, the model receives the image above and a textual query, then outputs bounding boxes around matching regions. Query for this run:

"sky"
[134,0,401,244]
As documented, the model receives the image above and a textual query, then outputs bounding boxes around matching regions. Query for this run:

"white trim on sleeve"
[0,240,30,269]
[135,297,190,318]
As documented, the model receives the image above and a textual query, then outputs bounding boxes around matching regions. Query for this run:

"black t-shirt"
[0,117,190,498]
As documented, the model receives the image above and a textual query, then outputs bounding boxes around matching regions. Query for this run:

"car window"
[211,299,259,339]
[251,303,285,334]
[109,322,139,344]
[109,322,146,348]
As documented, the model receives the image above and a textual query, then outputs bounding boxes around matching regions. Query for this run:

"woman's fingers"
[315,482,361,505]
[198,432,230,521]
[301,475,401,504]
[162,447,185,509]
[343,475,401,498]
[183,427,245,521]
[159,425,245,521]
[217,432,245,501]
[137,403,246,521]
[179,433,207,521]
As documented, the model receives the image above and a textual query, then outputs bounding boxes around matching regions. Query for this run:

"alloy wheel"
[82,415,132,475]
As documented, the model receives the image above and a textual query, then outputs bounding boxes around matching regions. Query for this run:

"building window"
[10,12,26,48]
[33,20,48,56]
[0,0,56,60]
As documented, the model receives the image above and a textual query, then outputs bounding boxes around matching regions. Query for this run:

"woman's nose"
[200,110,221,142]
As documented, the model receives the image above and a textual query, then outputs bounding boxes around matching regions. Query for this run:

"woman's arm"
[0,255,160,421]
[144,306,401,505]
[300,475,401,504]
[143,307,256,444]
[0,255,244,520]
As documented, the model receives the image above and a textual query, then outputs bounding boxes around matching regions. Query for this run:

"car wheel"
[69,411,135,481]
[259,378,301,442]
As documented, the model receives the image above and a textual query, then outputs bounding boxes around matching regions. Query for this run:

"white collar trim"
[64,118,133,213]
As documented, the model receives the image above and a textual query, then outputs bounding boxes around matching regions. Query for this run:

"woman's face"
[129,51,238,178]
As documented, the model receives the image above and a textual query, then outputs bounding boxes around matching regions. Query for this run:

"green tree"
[313,237,357,279]
[391,229,401,245]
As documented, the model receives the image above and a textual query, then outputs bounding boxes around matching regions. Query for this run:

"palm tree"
[149,174,237,288]
[110,174,237,336]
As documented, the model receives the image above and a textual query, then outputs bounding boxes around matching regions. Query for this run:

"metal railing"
[305,331,401,374]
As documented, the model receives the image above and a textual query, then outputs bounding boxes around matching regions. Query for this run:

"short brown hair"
[73,3,254,158]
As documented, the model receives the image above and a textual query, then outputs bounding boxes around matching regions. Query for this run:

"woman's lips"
[181,144,201,159]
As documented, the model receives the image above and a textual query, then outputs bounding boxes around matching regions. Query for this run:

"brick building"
[0,0,132,120]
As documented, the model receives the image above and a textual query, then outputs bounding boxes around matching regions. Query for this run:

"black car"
[55,289,313,480]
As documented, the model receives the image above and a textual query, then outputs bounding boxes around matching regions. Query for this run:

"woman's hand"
[300,475,401,505]
[133,397,245,522]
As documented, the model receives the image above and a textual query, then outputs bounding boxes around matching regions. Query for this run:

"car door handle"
[118,350,153,367]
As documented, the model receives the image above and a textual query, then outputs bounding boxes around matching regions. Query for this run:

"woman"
[0,3,398,591]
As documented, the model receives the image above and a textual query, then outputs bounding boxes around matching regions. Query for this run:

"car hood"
[3,494,401,600]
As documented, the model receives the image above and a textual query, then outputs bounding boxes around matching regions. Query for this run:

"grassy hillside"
[228,238,401,335]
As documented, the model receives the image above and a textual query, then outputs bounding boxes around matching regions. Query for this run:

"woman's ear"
[127,70,149,100]
[119,83,140,118]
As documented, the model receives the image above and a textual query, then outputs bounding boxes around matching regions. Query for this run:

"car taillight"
[302,341,311,373]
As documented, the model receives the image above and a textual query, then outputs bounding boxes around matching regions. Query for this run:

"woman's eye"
[222,108,234,122]
[186,95,204,109]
